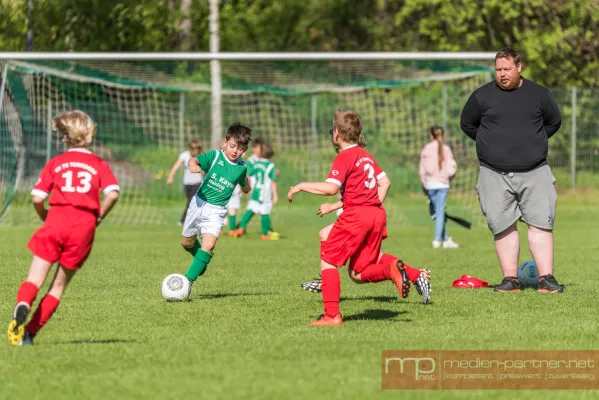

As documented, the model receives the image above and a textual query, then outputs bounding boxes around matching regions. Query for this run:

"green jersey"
[195,150,248,207]
[249,158,276,203]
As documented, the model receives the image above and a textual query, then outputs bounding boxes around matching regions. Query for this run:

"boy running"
[8,110,120,345]
[181,123,251,286]
[288,110,411,326]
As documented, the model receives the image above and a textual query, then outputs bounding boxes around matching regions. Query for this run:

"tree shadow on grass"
[196,292,275,300]
[50,339,139,345]
[344,309,412,323]
[340,295,399,303]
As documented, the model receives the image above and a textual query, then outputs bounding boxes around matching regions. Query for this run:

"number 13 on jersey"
[61,170,92,193]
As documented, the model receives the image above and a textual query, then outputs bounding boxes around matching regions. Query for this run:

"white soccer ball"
[161,273,191,302]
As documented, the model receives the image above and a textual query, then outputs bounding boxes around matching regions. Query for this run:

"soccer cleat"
[537,274,564,293]
[235,228,245,237]
[7,302,30,346]
[261,234,271,240]
[19,331,34,346]
[390,260,411,298]
[442,237,459,249]
[301,277,323,293]
[227,230,237,237]
[414,269,431,304]
[310,314,343,326]
[494,277,521,292]
[268,231,280,240]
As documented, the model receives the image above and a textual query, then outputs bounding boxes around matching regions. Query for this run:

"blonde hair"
[52,110,96,148]
[429,125,445,170]
[334,110,364,146]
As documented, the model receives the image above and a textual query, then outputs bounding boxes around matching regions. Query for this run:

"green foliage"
[1,0,597,86]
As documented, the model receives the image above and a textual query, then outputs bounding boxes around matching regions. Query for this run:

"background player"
[288,110,410,326]
[236,142,279,240]
[166,139,204,226]
[180,123,251,288]
[7,110,120,346]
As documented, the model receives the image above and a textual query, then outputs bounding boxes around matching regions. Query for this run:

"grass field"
[0,195,598,399]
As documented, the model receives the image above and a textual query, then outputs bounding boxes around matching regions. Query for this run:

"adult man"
[460,47,563,293]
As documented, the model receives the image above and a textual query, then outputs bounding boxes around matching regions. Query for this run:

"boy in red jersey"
[288,110,412,326]
[7,110,120,346]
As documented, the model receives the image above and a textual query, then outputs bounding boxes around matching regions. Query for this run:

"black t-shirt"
[460,78,561,172]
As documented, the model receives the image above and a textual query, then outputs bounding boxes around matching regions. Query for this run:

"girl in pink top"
[419,125,459,249]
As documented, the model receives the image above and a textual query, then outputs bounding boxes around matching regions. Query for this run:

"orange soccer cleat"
[389,260,411,298]
[310,314,343,326]
[227,230,237,237]
[235,228,245,237]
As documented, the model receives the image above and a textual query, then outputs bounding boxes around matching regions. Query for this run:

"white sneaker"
[442,237,459,249]
[432,240,442,249]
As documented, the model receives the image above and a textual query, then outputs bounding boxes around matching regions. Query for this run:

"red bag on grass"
[452,275,491,288]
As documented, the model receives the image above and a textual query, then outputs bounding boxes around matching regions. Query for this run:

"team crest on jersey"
[332,170,339,176]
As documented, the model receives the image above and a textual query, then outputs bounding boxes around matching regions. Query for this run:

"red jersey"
[325,145,386,208]
[31,149,119,215]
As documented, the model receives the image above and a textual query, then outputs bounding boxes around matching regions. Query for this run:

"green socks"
[229,215,236,230]
[239,210,254,229]
[261,215,271,235]
[185,249,213,282]
[183,239,200,257]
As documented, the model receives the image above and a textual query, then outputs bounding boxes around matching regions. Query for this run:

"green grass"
[0,195,598,399]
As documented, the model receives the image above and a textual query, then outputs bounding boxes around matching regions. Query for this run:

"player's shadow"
[197,292,274,299]
[51,339,139,345]
[340,295,398,303]
[344,309,411,322]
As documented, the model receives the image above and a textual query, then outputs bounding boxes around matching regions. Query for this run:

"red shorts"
[28,206,97,270]
[321,206,387,273]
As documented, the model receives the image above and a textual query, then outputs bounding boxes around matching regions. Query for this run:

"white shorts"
[226,186,241,210]
[182,196,228,238]
[247,199,272,215]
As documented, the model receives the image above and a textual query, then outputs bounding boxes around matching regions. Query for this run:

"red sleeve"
[99,162,120,195]
[31,162,54,199]
[325,154,349,187]
[372,158,386,181]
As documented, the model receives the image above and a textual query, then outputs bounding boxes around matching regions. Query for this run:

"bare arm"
[288,182,339,202]
[240,177,251,194]
[377,175,391,204]
[316,200,343,217]
[32,196,47,222]
[271,181,278,206]
[97,191,120,226]
[166,159,184,184]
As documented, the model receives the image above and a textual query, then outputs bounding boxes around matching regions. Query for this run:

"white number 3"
[61,171,93,193]
[364,164,376,189]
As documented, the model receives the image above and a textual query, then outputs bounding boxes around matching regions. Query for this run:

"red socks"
[378,253,421,283]
[360,263,392,282]
[321,269,340,318]
[16,281,39,308]
[26,294,60,337]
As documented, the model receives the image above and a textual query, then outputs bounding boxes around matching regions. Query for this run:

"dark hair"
[226,123,252,148]
[495,47,521,65]
[188,139,202,150]
[261,142,275,159]
[252,137,264,147]
[429,125,445,170]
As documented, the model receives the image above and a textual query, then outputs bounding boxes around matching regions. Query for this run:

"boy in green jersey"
[181,123,252,283]
[236,142,279,240]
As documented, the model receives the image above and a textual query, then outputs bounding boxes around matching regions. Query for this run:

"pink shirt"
[419,141,457,189]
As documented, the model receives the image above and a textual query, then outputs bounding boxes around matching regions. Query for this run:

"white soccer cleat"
[442,237,459,249]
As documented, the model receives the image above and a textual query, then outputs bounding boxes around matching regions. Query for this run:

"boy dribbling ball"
[8,110,120,346]
[180,123,252,287]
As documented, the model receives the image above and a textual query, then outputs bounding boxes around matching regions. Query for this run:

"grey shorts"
[476,165,557,235]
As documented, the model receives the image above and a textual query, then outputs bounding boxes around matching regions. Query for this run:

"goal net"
[0,58,492,226]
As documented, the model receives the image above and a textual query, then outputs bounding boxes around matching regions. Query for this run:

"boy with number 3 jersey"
[8,110,120,346]
[288,110,410,326]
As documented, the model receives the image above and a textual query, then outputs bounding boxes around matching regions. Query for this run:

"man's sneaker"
[389,260,411,298]
[432,240,442,249]
[235,228,245,237]
[538,274,564,293]
[310,314,343,326]
[414,269,431,304]
[19,331,34,346]
[494,277,521,292]
[442,237,459,248]
[301,278,322,293]
[7,302,30,346]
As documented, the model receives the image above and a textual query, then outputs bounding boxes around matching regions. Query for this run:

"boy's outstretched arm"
[288,182,339,202]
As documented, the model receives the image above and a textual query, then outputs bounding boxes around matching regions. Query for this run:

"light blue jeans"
[428,188,449,242]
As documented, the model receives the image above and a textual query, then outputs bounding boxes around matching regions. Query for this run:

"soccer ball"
[517,260,539,288]
[161,273,191,302]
